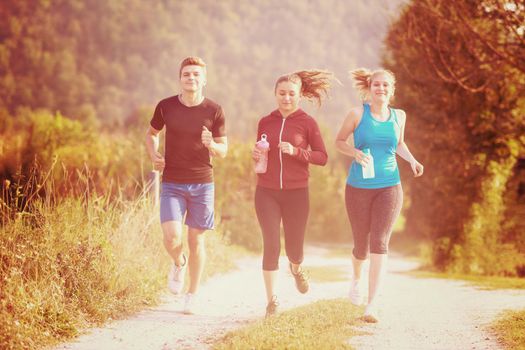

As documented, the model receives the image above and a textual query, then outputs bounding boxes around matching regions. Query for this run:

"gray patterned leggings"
[345,184,403,260]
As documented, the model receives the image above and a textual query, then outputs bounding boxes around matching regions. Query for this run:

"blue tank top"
[347,104,401,189]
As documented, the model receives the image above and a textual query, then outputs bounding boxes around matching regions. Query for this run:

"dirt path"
[54,247,525,350]
[347,256,525,350]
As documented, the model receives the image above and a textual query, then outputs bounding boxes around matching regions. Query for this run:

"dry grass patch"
[490,309,525,350]
[213,298,363,350]
[406,270,525,290]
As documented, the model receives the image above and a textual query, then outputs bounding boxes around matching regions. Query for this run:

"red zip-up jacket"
[256,108,328,190]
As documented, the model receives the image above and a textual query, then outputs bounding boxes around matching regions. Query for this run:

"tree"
[385,0,525,275]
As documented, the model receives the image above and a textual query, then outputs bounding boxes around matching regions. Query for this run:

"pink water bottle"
[255,134,269,173]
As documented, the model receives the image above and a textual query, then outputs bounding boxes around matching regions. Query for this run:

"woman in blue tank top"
[335,68,424,323]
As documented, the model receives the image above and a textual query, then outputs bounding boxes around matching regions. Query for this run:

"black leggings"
[255,186,309,271]
[345,184,403,260]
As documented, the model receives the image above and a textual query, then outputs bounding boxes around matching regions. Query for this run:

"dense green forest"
[2,0,524,274]
[0,0,403,242]
[1,0,524,281]
[0,0,402,136]
[1,0,525,348]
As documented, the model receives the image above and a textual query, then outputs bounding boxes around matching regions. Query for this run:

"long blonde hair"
[350,68,396,102]
[274,70,335,106]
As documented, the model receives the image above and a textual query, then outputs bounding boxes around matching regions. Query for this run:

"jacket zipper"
[278,118,286,189]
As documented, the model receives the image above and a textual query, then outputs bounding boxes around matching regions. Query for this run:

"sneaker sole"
[361,314,378,323]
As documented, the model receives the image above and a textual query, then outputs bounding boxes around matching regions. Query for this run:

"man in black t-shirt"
[145,57,227,315]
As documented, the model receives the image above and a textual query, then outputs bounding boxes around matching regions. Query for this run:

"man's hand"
[150,151,165,171]
[201,126,213,148]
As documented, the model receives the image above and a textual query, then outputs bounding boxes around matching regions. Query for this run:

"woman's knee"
[263,253,279,270]
[370,238,388,255]
[352,232,370,260]
[261,231,281,270]
[352,247,368,260]
[287,254,303,266]
[284,236,304,264]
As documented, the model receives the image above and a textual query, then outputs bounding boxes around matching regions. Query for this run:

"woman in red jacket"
[252,70,333,317]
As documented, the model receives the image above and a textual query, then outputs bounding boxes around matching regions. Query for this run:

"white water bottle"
[254,134,270,173]
[362,148,375,179]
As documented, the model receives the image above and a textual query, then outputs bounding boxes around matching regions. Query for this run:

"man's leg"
[161,220,185,265]
[160,183,188,295]
[161,221,187,295]
[183,183,214,296]
[187,227,206,294]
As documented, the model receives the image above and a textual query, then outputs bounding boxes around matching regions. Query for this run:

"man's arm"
[209,136,228,158]
[201,126,228,158]
[145,126,165,171]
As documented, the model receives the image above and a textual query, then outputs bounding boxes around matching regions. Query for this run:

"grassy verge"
[0,197,238,350]
[213,298,363,350]
[406,270,525,290]
[490,309,525,350]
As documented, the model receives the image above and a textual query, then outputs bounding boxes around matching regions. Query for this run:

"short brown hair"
[179,56,207,78]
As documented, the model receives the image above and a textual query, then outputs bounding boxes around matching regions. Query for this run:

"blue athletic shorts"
[160,182,215,230]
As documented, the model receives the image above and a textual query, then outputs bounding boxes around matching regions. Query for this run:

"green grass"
[308,266,349,282]
[406,270,525,290]
[490,309,525,350]
[213,299,364,350]
[0,196,238,350]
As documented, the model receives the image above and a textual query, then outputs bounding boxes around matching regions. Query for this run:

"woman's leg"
[351,254,366,282]
[281,188,310,293]
[281,188,309,268]
[255,187,282,305]
[345,185,373,304]
[262,270,278,302]
[366,184,403,321]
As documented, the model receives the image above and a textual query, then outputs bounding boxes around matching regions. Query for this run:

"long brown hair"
[274,70,336,106]
[350,68,396,101]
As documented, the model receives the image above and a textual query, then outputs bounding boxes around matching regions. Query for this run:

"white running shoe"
[167,255,187,295]
[349,279,364,305]
[183,293,196,315]
[363,303,379,323]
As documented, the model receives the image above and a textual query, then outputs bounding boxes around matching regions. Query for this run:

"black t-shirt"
[150,95,226,183]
